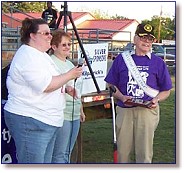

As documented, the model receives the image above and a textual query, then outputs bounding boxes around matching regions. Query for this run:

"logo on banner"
[78,43,108,94]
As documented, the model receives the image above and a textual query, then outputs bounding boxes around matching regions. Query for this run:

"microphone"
[75,58,84,82]
[77,57,84,68]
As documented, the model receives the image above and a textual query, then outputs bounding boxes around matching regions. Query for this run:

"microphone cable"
[68,61,83,162]
[67,79,76,163]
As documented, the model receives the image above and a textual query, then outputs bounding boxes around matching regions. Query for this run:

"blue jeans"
[4,110,60,163]
[52,119,80,163]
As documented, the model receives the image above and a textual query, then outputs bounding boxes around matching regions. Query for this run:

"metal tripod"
[56,1,100,93]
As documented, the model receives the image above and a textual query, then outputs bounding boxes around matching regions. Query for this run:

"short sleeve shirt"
[4,45,65,127]
[105,52,172,108]
[51,55,83,121]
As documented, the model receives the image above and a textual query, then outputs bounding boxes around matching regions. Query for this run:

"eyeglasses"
[138,35,155,43]
[37,32,52,36]
[61,43,71,47]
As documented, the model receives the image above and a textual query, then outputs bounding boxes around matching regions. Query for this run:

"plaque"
[124,98,153,108]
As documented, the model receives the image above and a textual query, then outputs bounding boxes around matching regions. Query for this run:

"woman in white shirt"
[3,18,82,163]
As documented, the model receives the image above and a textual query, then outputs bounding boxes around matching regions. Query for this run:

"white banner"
[78,43,108,95]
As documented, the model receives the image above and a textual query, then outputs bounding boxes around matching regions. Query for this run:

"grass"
[152,90,176,163]
[81,118,113,163]
[80,90,175,164]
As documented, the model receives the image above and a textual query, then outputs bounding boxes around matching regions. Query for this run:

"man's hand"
[148,97,159,109]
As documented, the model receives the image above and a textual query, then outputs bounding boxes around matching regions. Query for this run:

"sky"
[53,1,175,22]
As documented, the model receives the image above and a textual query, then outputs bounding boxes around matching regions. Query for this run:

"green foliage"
[141,16,175,41]
[110,14,128,20]
[2,2,47,13]
[91,8,175,41]
[91,9,110,19]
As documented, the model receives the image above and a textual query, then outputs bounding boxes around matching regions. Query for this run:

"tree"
[141,15,175,41]
[110,14,128,20]
[91,9,128,20]
[91,9,110,19]
[2,2,57,13]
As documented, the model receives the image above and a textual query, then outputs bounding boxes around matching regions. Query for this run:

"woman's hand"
[65,86,78,99]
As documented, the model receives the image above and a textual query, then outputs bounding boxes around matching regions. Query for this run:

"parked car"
[161,44,175,56]
[123,42,135,51]
[152,43,175,67]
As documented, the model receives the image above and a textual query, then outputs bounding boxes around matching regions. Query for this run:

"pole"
[157,6,162,43]
[63,1,68,32]
[68,13,101,93]
[109,86,117,163]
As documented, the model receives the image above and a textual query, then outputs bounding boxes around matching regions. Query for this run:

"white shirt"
[4,45,65,127]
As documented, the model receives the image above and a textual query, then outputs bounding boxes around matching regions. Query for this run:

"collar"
[130,50,151,59]
[146,52,151,59]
